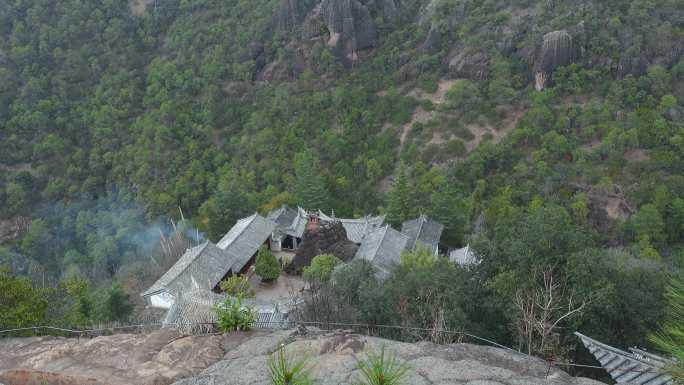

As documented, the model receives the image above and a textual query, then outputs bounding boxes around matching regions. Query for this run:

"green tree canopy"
[0,267,48,329]
[386,163,415,226]
[255,246,281,281]
[293,150,330,211]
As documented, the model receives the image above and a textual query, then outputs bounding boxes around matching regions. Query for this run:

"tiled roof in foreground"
[575,332,673,385]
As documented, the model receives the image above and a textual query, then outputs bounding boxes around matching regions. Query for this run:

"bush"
[355,345,410,385]
[445,139,467,157]
[0,267,48,329]
[268,344,314,385]
[214,295,256,332]
[444,79,482,116]
[303,254,342,283]
[256,246,281,281]
[219,275,255,298]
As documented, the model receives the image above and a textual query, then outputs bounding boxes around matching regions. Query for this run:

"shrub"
[256,246,281,281]
[445,139,467,157]
[354,345,410,385]
[303,254,342,283]
[0,267,48,329]
[219,275,255,298]
[214,295,256,332]
[268,344,314,385]
[399,248,437,269]
[444,79,482,116]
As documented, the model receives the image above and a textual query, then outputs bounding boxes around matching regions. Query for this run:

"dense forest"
[1,0,683,378]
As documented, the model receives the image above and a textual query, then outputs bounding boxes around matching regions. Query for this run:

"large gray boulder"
[447,46,491,80]
[172,329,607,385]
[534,30,576,90]
[274,0,315,32]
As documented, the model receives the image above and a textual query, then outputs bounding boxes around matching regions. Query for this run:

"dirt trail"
[465,108,524,152]
[399,106,433,147]
[395,79,524,156]
[399,79,457,148]
[407,79,457,105]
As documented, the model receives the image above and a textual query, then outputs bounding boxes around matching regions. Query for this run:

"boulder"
[0,216,31,245]
[534,30,576,90]
[273,0,314,32]
[616,53,648,78]
[375,0,399,23]
[422,24,442,53]
[286,220,358,274]
[447,46,491,80]
[256,46,307,81]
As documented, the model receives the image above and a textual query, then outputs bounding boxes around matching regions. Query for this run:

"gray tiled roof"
[163,289,290,331]
[267,205,297,227]
[217,213,277,272]
[267,205,304,237]
[449,245,480,267]
[353,225,409,278]
[142,241,233,297]
[575,332,673,385]
[318,211,386,243]
[144,213,276,299]
[163,288,225,328]
[401,215,444,255]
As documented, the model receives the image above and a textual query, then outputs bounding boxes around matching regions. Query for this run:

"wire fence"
[0,319,665,377]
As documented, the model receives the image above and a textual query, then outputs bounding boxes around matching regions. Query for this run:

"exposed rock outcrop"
[274,0,313,31]
[534,30,576,91]
[418,0,468,53]
[0,216,31,244]
[0,329,607,385]
[0,330,265,385]
[172,329,606,385]
[286,220,358,274]
[374,0,399,23]
[569,183,635,236]
[447,46,491,80]
[303,0,378,61]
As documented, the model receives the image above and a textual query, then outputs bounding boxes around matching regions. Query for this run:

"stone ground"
[0,329,266,385]
[245,265,305,305]
[172,328,606,385]
[0,328,606,385]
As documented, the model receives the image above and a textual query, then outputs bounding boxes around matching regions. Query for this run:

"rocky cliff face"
[302,0,378,61]
[272,0,407,66]
[0,328,607,385]
[274,0,313,31]
[534,30,576,90]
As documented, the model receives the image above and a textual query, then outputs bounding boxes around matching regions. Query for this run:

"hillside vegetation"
[0,0,683,378]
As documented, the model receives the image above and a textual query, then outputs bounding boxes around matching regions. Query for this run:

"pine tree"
[386,163,414,226]
[430,181,467,247]
[650,276,684,383]
[255,246,281,281]
[201,174,254,241]
[294,150,329,211]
